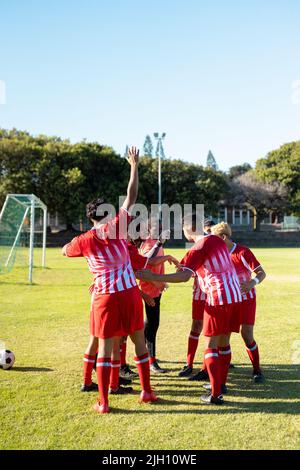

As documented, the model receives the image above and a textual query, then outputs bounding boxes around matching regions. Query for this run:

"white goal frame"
[0,194,47,283]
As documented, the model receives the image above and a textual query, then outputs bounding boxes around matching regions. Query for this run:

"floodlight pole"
[29,197,35,284]
[42,207,47,268]
[154,133,166,219]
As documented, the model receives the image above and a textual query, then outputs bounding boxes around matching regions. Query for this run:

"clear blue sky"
[1,0,300,170]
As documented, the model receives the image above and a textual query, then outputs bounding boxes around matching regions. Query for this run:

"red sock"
[83,354,96,385]
[110,360,120,390]
[96,357,111,406]
[218,345,231,385]
[120,342,127,367]
[134,353,151,393]
[201,355,207,372]
[204,348,221,398]
[246,341,260,374]
[187,331,200,367]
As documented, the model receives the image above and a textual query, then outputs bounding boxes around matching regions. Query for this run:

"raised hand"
[127,146,139,166]
[165,255,180,267]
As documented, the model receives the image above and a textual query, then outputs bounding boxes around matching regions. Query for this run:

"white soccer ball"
[0,349,15,370]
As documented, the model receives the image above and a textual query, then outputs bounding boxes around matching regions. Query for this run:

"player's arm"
[136,267,192,284]
[147,255,180,267]
[62,236,83,257]
[143,230,170,259]
[240,247,267,294]
[122,146,139,212]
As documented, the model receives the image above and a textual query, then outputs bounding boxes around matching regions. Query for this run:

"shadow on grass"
[9,367,54,372]
[111,364,300,416]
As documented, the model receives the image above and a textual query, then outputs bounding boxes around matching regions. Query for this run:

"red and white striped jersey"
[181,235,242,306]
[193,272,206,301]
[65,209,137,294]
[229,243,261,301]
[127,242,148,271]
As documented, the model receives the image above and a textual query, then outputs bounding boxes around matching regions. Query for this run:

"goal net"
[0,194,47,283]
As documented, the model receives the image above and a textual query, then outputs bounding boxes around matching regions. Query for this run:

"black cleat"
[202,383,228,395]
[229,363,235,369]
[119,376,132,386]
[188,369,209,381]
[200,394,224,405]
[120,364,138,379]
[253,371,265,384]
[178,365,193,377]
[150,360,166,374]
[81,382,98,392]
[109,386,134,395]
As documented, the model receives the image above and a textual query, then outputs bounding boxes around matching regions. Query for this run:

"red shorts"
[192,299,205,321]
[90,286,144,339]
[203,302,241,337]
[240,297,256,325]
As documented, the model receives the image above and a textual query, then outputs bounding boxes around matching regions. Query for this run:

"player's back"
[66,229,137,294]
[194,235,242,306]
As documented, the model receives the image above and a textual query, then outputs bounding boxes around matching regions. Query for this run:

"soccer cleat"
[178,365,193,377]
[119,376,132,386]
[109,386,134,395]
[93,402,110,414]
[188,369,209,381]
[139,390,158,404]
[80,382,98,392]
[253,371,265,384]
[150,361,166,374]
[120,364,138,379]
[200,394,224,405]
[202,383,228,395]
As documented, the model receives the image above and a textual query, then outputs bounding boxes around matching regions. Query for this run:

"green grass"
[0,248,300,450]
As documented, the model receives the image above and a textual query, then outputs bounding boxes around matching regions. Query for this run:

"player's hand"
[135,269,155,281]
[165,255,180,267]
[141,291,155,307]
[127,146,139,166]
[240,280,255,294]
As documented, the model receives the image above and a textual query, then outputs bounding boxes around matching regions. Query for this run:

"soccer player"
[139,218,170,373]
[62,147,157,414]
[178,274,208,379]
[136,213,242,405]
[211,222,266,383]
[178,217,215,380]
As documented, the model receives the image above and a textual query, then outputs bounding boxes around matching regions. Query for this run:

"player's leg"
[130,328,158,403]
[144,295,165,373]
[200,334,223,405]
[179,318,202,377]
[81,334,98,392]
[240,298,264,383]
[119,335,138,380]
[241,324,264,383]
[94,337,114,414]
[109,337,134,395]
[217,333,231,393]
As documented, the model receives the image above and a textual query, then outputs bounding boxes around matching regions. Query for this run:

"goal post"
[0,194,47,283]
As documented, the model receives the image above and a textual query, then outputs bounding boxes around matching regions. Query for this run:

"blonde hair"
[212,221,232,238]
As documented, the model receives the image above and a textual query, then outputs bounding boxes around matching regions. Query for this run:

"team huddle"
[62,147,266,414]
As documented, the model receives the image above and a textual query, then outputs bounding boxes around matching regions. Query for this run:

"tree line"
[0,128,298,230]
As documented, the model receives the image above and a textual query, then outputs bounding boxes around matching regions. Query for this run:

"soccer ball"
[0,349,15,370]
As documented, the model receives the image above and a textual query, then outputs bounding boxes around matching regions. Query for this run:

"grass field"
[0,247,300,450]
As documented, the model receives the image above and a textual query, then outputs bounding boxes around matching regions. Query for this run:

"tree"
[228,163,252,180]
[206,150,218,170]
[143,135,153,157]
[255,141,300,215]
[229,171,289,231]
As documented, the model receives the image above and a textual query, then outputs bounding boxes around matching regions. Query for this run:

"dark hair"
[86,198,108,222]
